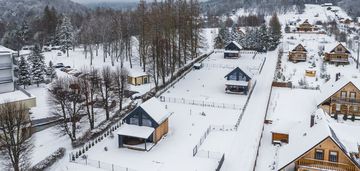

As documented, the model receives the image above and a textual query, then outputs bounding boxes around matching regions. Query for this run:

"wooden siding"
[128,75,150,86]
[294,137,360,171]
[272,132,289,144]
[289,51,307,62]
[154,118,169,143]
[323,82,360,116]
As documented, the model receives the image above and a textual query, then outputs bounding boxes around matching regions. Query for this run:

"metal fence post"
[98,161,100,168]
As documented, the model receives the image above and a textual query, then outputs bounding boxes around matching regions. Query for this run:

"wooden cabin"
[297,19,314,32]
[288,44,307,62]
[224,41,242,59]
[277,111,360,171]
[117,97,171,151]
[324,43,351,64]
[279,136,360,171]
[224,67,252,95]
[317,78,360,118]
[128,71,150,86]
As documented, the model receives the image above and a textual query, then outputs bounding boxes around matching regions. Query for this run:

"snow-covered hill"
[0,0,87,22]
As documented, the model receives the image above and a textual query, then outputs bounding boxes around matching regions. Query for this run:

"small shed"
[271,132,289,145]
[128,71,150,86]
[224,67,252,95]
[305,69,316,77]
[224,41,242,59]
[118,97,171,151]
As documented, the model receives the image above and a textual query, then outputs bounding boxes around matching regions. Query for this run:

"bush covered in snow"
[30,148,66,171]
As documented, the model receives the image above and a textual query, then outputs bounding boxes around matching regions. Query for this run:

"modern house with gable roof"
[117,97,171,151]
[288,44,307,62]
[224,67,252,95]
[224,41,242,59]
[324,43,351,65]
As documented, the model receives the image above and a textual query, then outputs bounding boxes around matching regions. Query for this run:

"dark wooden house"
[224,41,242,59]
[117,97,171,151]
[288,44,307,62]
[224,67,252,95]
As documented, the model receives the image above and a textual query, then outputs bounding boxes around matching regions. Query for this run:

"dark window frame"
[314,149,324,160]
[329,151,338,162]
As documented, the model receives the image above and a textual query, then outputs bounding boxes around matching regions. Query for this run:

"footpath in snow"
[223,49,278,171]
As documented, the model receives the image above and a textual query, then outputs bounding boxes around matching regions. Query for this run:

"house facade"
[279,137,360,171]
[128,72,150,86]
[289,44,307,62]
[224,41,242,59]
[224,67,252,95]
[117,98,170,151]
[318,79,360,118]
[0,46,16,93]
[324,43,351,64]
[297,20,313,32]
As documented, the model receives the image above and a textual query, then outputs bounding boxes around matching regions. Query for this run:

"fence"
[196,150,223,160]
[159,96,243,110]
[74,157,136,171]
[192,126,211,156]
[235,81,257,129]
[216,154,225,171]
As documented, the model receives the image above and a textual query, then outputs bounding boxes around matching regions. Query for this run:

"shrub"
[30,148,66,171]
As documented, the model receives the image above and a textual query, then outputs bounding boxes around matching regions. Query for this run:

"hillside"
[0,0,87,22]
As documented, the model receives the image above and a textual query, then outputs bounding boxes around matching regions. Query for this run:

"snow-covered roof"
[0,45,15,54]
[225,67,253,79]
[317,77,360,105]
[140,97,171,124]
[194,63,202,67]
[231,41,242,50]
[0,90,36,107]
[128,70,148,78]
[324,42,350,54]
[224,50,239,53]
[225,80,248,86]
[116,124,155,139]
[277,109,360,170]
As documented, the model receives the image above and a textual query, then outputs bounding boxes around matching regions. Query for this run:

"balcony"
[0,76,13,84]
[331,97,360,104]
[297,158,356,171]
[0,63,12,70]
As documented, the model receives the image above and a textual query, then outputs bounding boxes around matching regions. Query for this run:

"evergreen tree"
[268,12,282,51]
[258,24,270,52]
[218,25,230,45]
[17,56,31,89]
[57,16,74,57]
[29,45,45,87]
[214,35,224,49]
[46,61,57,82]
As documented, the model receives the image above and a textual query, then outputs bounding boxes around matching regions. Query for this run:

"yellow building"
[289,44,307,62]
[127,71,150,86]
[324,43,351,64]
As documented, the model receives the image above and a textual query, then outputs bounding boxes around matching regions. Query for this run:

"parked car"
[57,52,62,56]
[55,63,65,68]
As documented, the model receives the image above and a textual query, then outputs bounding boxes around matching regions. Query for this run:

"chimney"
[310,115,315,127]
[335,73,341,81]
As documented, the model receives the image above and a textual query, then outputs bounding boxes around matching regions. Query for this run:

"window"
[350,92,356,102]
[354,106,358,112]
[315,149,324,160]
[329,151,338,162]
[142,119,152,127]
[229,74,237,80]
[337,47,342,52]
[340,91,347,99]
[336,104,341,111]
[130,117,139,125]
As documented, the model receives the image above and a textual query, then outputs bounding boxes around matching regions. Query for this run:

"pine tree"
[29,45,45,87]
[258,24,270,52]
[218,25,230,45]
[57,16,74,57]
[46,61,57,82]
[214,35,224,49]
[17,56,31,89]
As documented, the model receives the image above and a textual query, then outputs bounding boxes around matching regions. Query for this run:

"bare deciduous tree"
[0,101,33,171]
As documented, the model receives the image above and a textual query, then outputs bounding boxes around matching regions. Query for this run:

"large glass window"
[229,74,237,80]
[142,119,152,127]
[329,151,338,162]
[315,149,324,160]
[130,117,139,125]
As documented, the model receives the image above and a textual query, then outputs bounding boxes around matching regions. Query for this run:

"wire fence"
[196,150,224,160]
[159,96,243,110]
[74,157,136,171]
[192,126,211,156]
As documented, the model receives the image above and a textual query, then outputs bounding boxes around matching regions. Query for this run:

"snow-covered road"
[223,49,278,171]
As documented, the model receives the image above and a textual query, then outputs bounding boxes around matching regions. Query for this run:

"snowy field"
[162,51,265,107]
[255,87,320,171]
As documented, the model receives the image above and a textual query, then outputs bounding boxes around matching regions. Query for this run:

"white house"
[0,46,16,93]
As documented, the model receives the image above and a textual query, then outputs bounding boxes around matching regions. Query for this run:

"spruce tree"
[57,16,74,57]
[17,56,31,89]
[46,61,57,82]
[269,12,282,50]
[29,45,45,87]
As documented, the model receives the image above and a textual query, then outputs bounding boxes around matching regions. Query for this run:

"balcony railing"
[0,63,12,70]
[0,76,13,84]
[297,158,356,171]
[329,58,349,63]
[331,97,360,104]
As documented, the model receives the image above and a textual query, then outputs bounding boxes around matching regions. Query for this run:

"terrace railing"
[331,97,360,104]
[297,158,356,171]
